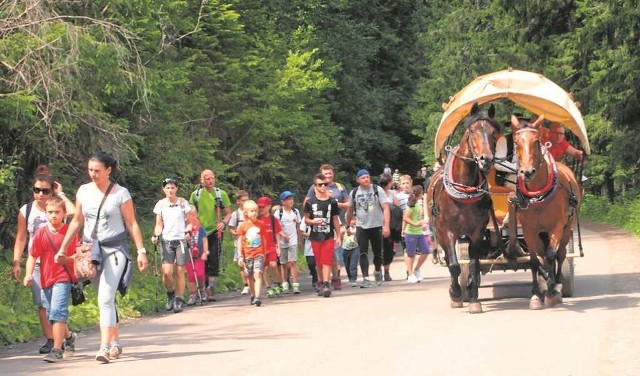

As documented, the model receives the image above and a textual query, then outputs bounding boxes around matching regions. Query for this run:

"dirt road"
[2,221,639,376]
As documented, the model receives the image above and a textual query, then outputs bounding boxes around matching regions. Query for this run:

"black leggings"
[306,256,318,284]
[356,227,383,277]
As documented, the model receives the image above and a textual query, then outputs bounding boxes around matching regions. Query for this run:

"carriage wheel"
[455,239,470,302]
[561,235,576,297]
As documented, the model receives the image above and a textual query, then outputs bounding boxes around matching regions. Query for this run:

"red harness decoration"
[517,151,557,199]
[442,146,488,203]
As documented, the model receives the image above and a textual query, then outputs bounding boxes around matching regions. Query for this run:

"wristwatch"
[138,247,147,255]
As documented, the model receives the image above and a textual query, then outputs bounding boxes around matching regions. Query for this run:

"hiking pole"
[153,243,160,313]
[184,240,203,305]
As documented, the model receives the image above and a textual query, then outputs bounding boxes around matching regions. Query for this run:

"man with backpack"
[304,164,350,290]
[189,169,231,301]
[345,169,390,288]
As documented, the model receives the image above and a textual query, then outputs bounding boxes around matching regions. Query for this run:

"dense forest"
[2,0,640,345]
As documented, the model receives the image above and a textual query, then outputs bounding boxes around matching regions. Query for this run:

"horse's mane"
[464,112,503,134]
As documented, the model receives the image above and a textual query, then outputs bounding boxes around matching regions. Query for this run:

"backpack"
[278,207,300,222]
[193,186,223,211]
[389,204,404,232]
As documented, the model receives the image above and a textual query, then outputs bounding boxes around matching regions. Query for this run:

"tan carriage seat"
[487,167,512,224]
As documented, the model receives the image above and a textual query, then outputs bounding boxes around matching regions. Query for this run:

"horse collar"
[442,146,488,203]
[516,152,559,208]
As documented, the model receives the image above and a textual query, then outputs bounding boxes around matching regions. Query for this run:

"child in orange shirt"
[237,200,269,307]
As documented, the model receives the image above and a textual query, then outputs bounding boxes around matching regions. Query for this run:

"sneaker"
[43,348,63,363]
[241,286,250,295]
[374,271,383,286]
[292,282,300,294]
[317,284,324,296]
[407,273,419,283]
[173,297,184,313]
[186,294,197,306]
[360,278,371,288]
[109,345,123,359]
[250,296,256,305]
[267,287,276,298]
[282,281,290,293]
[95,348,110,363]
[254,298,262,307]
[348,280,357,287]
[414,269,423,281]
[332,277,342,290]
[384,272,393,282]
[322,283,332,298]
[274,285,283,297]
[63,332,77,355]
[39,338,54,354]
[165,293,175,311]
[200,288,208,303]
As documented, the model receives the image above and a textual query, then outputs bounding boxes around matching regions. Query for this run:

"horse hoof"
[544,293,562,308]
[529,296,544,310]
[450,300,463,309]
[468,302,483,314]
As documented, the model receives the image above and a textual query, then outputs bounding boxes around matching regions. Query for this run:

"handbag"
[44,229,86,306]
[75,181,115,281]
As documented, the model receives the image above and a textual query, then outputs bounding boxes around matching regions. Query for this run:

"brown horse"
[427,103,501,314]
[510,115,582,309]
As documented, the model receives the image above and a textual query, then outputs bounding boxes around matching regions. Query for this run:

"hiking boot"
[374,271,383,286]
[186,294,197,306]
[384,271,393,282]
[313,282,319,292]
[414,269,423,281]
[254,298,262,307]
[173,297,185,313]
[292,282,300,294]
[39,338,54,354]
[42,348,63,363]
[206,287,217,302]
[267,287,276,298]
[200,288,208,303]
[360,278,371,288]
[282,281,290,294]
[165,292,175,311]
[317,284,324,296]
[95,348,110,363]
[63,332,77,355]
[109,345,123,359]
[322,283,332,298]
[250,296,256,305]
[332,277,342,290]
[241,286,250,295]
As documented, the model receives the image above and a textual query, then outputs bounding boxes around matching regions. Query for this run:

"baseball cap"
[257,196,272,207]
[278,191,295,202]
[356,169,370,179]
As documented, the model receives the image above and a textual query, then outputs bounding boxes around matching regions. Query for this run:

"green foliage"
[581,194,640,238]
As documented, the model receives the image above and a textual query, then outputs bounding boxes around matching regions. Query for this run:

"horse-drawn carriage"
[427,68,588,313]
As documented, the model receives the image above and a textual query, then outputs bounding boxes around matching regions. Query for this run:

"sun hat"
[256,196,272,207]
[278,191,295,202]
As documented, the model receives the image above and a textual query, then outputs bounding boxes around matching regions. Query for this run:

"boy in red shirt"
[256,196,287,297]
[24,196,80,362]
[237,200,269,306]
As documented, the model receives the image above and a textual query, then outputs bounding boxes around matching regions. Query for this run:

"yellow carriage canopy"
[435,68,590,156]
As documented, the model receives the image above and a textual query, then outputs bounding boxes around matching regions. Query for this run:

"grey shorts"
[244,256,265,278]
[279,245,298,264]
[161,239,188,266]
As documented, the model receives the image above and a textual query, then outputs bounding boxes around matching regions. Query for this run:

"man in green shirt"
[189,169,231,301]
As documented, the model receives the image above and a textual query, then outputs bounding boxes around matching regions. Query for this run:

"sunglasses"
[33,187,52,195]
[162,178,178,187]
[316,182,328,187]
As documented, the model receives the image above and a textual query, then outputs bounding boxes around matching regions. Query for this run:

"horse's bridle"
[448,119,498,165]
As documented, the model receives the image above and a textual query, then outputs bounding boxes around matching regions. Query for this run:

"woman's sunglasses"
[315,182,328,187]
[33,187,52,195]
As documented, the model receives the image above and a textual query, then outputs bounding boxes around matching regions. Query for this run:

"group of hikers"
[8,116,582,365]
[10,155,435,365]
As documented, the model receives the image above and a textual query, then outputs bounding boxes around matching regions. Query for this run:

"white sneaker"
[414,269,423,281]
[241,286,250,295]
[407,273,419,283]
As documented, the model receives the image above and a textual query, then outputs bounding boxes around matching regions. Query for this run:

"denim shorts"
[333,246,344,266]
[41,282,71,323]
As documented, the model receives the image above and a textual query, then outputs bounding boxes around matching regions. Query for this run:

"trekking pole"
[184,240,203,305]
[153,243,159,313]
